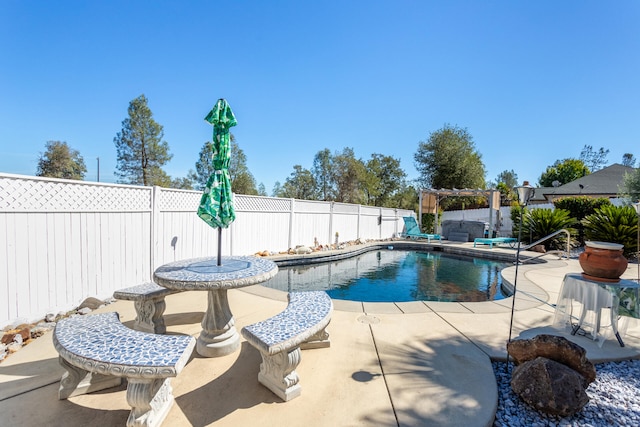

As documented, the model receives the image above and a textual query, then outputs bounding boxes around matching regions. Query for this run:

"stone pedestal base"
[197,288,240,357]
[257,347,302,401]
[134,297,167,334]
[126,378,174,427]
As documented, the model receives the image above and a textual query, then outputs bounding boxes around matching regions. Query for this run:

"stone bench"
[241,291,333,401]
[53,312,195,427]
[113,282,182,334]
[448,231,470,242]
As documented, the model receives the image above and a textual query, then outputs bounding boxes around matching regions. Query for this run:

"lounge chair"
[473,237,517,249]
[401,216,441,243]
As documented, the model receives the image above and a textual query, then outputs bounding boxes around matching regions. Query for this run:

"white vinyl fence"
[0,173,413,327]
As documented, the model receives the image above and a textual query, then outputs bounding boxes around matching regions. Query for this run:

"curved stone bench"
[113,282,182,334]
[53,312,195,427]
[241,291,332,401]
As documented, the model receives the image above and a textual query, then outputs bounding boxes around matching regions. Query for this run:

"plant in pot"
[580,205,639,282]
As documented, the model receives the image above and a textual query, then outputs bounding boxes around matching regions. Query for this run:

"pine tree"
[114,95,172,186]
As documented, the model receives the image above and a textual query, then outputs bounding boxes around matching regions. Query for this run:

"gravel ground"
[493,360,640,427]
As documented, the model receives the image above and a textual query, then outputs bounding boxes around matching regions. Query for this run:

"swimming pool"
[261,249,512,302]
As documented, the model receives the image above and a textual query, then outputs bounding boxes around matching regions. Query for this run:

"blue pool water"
[262,250,511,303]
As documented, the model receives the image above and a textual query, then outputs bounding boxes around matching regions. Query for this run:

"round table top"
[153,256,278,291]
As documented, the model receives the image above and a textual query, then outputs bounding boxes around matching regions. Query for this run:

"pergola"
[418,188,501,235]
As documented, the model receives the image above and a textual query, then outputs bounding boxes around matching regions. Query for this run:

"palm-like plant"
[582,205,638,258]
[521,208,578,250]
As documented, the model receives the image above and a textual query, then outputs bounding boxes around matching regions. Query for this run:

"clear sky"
[1,1,638,193]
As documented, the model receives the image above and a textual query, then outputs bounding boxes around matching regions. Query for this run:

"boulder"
[511,357,589,417]
[77,297,105,311]
[507,334,595,384]
[294,245,312,254]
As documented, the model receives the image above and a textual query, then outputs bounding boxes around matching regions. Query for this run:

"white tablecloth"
[553,273,639,347]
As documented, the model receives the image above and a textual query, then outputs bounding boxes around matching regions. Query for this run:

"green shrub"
[582,205,639,258]
[420,212,439,233]
[519,208,577,250]
[553,197,612,244]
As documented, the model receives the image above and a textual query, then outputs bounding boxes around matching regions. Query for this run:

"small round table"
[153,256,278,357]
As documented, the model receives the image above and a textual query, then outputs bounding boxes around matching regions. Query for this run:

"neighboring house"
[530,163,636,204]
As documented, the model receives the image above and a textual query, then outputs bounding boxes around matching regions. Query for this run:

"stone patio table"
[154,256,278,357]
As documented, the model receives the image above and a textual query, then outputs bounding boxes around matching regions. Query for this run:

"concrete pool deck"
[1,241,639,426]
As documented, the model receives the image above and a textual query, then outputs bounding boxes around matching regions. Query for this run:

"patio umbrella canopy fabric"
[197,99,237,229]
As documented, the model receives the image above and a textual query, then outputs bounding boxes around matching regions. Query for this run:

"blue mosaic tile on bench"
[243,291,332,351]
[113,282,180,300]
[54,312,194,370]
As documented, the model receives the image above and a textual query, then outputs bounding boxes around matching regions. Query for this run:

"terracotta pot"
[579,241,628,282]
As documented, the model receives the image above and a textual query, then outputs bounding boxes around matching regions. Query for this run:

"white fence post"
[151,186,160,280]
[289,198,295,250]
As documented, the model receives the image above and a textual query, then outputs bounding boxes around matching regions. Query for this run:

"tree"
[333,147,366,203]
[621,168,640,203]
[191,136,257,194]
[36,140,86,180]
[114,94,172,186]
[257,183,267,196]
[170,176,193,189]
[312,148,335,201]
[494,170,518,204]
[228,141,257,195]
[496,170,518,189]
[414,124,486,190]
[191,141,216,191]
[388,184,419,211]
[362,153,406,207]
[278,165,317,199]
[271,181,282,197]
[538,159,589,187]
[579,145,609,171]
[622,153,637,168]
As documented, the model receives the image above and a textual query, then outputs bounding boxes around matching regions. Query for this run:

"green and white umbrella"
[197,98,237,265]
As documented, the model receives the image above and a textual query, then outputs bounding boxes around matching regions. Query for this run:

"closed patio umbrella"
[197,98,237,265]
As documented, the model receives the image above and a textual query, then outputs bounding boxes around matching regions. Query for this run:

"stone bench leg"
[257,347,302,401]
[126,377,175,427]
[134,297,167,334]
[58,356,122,399]
[300,327,330,350]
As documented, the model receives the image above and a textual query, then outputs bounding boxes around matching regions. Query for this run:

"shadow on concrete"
[0,376,130,426]
[359,335,497,427]
[175,341,280,426]
[0,356,63,401]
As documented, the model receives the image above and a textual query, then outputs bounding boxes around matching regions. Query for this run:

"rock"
[45,312,57,323]
[531,245,546,253]
[507,334,596,384]
[78,297,105,310]
[1,326,31,345]
[77,307,92,315]
[511,357,589,417]
[7,341,22,354]
[294,245,312,254]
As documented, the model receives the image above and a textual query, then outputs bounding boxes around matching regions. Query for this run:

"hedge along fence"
[0,173,413,327]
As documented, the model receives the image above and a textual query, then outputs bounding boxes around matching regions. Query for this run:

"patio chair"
[401,216,441,243]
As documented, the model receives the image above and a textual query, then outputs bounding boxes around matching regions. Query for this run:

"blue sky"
[1,1,638,193]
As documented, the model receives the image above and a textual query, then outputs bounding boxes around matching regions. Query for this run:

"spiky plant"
[582,205,638,258]
[522,208,578,251]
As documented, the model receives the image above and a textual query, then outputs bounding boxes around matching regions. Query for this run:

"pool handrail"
[520,228,571,263]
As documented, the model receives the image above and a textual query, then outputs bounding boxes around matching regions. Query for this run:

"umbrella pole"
[217,227,222,266]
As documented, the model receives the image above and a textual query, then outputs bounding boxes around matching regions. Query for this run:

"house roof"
[533,163,636,202]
